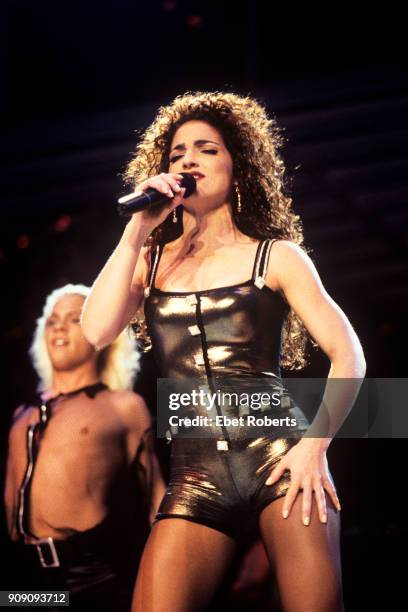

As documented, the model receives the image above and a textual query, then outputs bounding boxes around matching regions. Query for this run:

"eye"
[71,317,81,324]
[202,149,218,155]
[46,319,56,327]
[170,154,183,163]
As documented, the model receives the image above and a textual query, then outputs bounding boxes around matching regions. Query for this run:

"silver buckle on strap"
[35,537,60,568]
[254,276,265,289]
[217,440,229,451]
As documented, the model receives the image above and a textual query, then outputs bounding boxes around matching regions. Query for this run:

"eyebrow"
[170,139,221,153]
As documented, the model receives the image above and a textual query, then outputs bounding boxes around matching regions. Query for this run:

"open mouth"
[53,338,69,347]
[188,172,204,181]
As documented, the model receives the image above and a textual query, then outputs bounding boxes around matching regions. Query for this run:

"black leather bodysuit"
[144,238,310,540]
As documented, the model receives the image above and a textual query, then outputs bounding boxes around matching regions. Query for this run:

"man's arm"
[116,391,166,525]
[137,427,166,525]
[4,442,17,538]
[4,405,27,540]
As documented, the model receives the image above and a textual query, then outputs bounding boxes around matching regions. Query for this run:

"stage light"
[162,0,177,10]
[17,235,30,249]
[186,15,203,27]
[55,215,72,232]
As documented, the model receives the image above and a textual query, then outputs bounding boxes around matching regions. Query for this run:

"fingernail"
[322,514,327,523]
[282,510,288,518]
[303,516,310,526]
[265,480,271,486]
[337,504,342,512]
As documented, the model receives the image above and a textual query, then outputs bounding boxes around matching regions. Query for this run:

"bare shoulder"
[8,404,35,437]
[12,404,28,421]
[266,239,320,291]
[270,239,310,264]
[106,389,152,431]
[105,389,148,413]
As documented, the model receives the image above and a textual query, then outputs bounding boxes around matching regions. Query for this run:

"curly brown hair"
[123,91,316,370]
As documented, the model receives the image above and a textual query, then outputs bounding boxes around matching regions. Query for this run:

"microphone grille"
[179,173,197,198]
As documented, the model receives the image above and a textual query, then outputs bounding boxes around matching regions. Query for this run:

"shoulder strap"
[251,240,267,281]
[259,239,278,279]
[144,244,164,298]
[253,239,278,289]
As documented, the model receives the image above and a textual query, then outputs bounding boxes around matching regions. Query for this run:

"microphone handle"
[117,188,172,217]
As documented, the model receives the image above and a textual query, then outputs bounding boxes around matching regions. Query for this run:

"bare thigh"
[259,492,344,612]
[132,518,238,612]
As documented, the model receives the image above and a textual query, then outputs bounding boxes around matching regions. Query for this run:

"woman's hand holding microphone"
[123,173,187,244]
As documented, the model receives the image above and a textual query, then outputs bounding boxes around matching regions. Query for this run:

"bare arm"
[4,439,17,539]
[141,438,166,526]
[136,423,166,525]
[117,392,166,526]
[81,217,149,349]
[265,241,366,523]
[4,406,27,540]
[268,240,366,442]
[81,173,185,349]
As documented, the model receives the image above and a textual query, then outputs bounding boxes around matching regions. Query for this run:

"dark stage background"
[1,1,406,609]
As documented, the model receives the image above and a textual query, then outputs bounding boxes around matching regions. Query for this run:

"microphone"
[117,172,196,217]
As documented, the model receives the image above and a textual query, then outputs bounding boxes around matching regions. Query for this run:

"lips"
[188,171,204,181]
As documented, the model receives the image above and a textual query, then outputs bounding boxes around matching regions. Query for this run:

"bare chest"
[41,400,125,456]
[8,402,131,538]
[11,401,127,486]
[155,241,278,292]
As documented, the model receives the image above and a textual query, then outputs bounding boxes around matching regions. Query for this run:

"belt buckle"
[35,537,60,568]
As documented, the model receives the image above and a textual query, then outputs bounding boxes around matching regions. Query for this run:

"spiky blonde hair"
[29,284,141,391]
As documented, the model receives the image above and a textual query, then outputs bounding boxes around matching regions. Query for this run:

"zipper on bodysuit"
[194,294,230,447]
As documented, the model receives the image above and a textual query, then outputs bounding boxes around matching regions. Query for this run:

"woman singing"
[82,92,366,611]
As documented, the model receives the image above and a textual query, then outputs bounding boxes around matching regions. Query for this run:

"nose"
[53,320,67,332]
[182,149,198,169]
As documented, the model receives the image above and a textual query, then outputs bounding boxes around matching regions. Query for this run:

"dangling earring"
[235,183,242,213]
[172,207,177,223]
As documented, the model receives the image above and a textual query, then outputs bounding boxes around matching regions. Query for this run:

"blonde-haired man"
[4,285,165,611]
